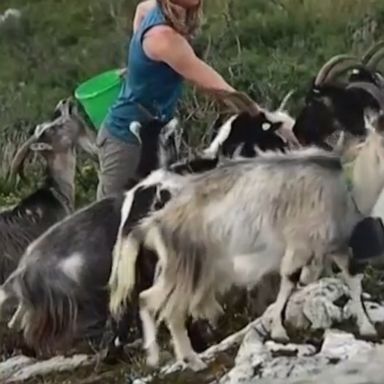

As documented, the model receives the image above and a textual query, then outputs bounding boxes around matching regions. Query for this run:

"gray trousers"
[96,125,141,201]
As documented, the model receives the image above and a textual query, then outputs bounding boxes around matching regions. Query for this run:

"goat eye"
[262,122,271,131]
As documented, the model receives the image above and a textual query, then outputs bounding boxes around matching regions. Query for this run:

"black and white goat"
[0,99,96,285]
[205,53,380,156]
[291,54,378,149]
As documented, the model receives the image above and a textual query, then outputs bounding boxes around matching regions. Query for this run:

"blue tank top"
[104,4,184,144]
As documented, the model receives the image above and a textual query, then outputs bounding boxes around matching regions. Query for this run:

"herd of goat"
[1,42,384,371]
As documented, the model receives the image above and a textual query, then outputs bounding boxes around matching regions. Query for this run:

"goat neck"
[351,127,384,216]
[46,150,76,213]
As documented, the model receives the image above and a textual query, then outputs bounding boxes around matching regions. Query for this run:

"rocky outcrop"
[0,354,93,383]
[1,277,384,384]
[132,278,384,384]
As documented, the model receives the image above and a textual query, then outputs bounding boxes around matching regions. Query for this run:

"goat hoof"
[182,354,207,372]
[146,343,160,367]
[270,326,290,343]
[359,322,378,340]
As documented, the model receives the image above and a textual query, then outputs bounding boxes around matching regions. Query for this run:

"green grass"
[1,2,384,379]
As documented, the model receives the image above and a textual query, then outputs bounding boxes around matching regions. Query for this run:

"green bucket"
[74,69,123,131]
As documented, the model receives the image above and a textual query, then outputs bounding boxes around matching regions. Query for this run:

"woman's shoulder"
[133,0,158,32]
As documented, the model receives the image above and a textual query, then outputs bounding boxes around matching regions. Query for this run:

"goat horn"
[8,134,38,181]
[314,54,361,86]
[231,92,261,115]
[365,48,384,71]
[346,81,384,111]
[34,121,57,138]
[362,40,384,69]
[278,89,295,111]
[209,89,260,116]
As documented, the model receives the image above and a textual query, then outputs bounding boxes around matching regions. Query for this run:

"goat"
[0,89,308,355]
[291,54,380,149]
[108,130,384,370]
[0,98,96,285]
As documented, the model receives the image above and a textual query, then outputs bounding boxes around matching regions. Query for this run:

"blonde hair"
[157,0,202,38]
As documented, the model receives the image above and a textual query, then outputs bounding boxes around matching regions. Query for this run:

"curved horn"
[208,89,261,116]
[347,81,384,110]
[278,89,295,111]
[365,49,384,72]
[55,97,72,118]
[8,134,38,181]
[362,40,384,69]
[314,54,361,86]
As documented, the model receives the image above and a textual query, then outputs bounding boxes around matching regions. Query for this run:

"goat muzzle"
[346,81,384,111]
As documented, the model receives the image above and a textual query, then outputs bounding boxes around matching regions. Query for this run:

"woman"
[96,0,249,200]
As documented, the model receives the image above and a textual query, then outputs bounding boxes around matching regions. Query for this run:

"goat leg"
[0,287,10,321]
[167,314,207,372]
[139,286,162,367]
[270,247,309,342]
[7,304,26,331]
[331,253,377,338]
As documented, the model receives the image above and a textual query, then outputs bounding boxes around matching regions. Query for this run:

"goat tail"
[12,265,80,354]
[108,229,141,320]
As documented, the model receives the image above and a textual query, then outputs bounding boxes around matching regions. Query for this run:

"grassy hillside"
[1,0,384,206]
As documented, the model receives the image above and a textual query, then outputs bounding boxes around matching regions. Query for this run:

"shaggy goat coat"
[112,148,361,324]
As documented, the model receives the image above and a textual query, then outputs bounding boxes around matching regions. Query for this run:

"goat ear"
[374,113,384,133]
[30,142,53,151]
[262,118,283,132]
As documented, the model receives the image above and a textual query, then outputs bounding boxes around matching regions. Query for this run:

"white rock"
[285,278,351,332]
[320,329,374,361]
[0,356,34,382]
[365,300,384,323]
[0,354,93,383]
[220,327,267,384]
[265,341,317,357]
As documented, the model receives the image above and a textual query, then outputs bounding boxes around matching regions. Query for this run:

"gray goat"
[0,98,96,284]
[0,116,188,355]
[109,128,384,371]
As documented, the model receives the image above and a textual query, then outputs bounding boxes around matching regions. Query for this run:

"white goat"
[109,139,384,370]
